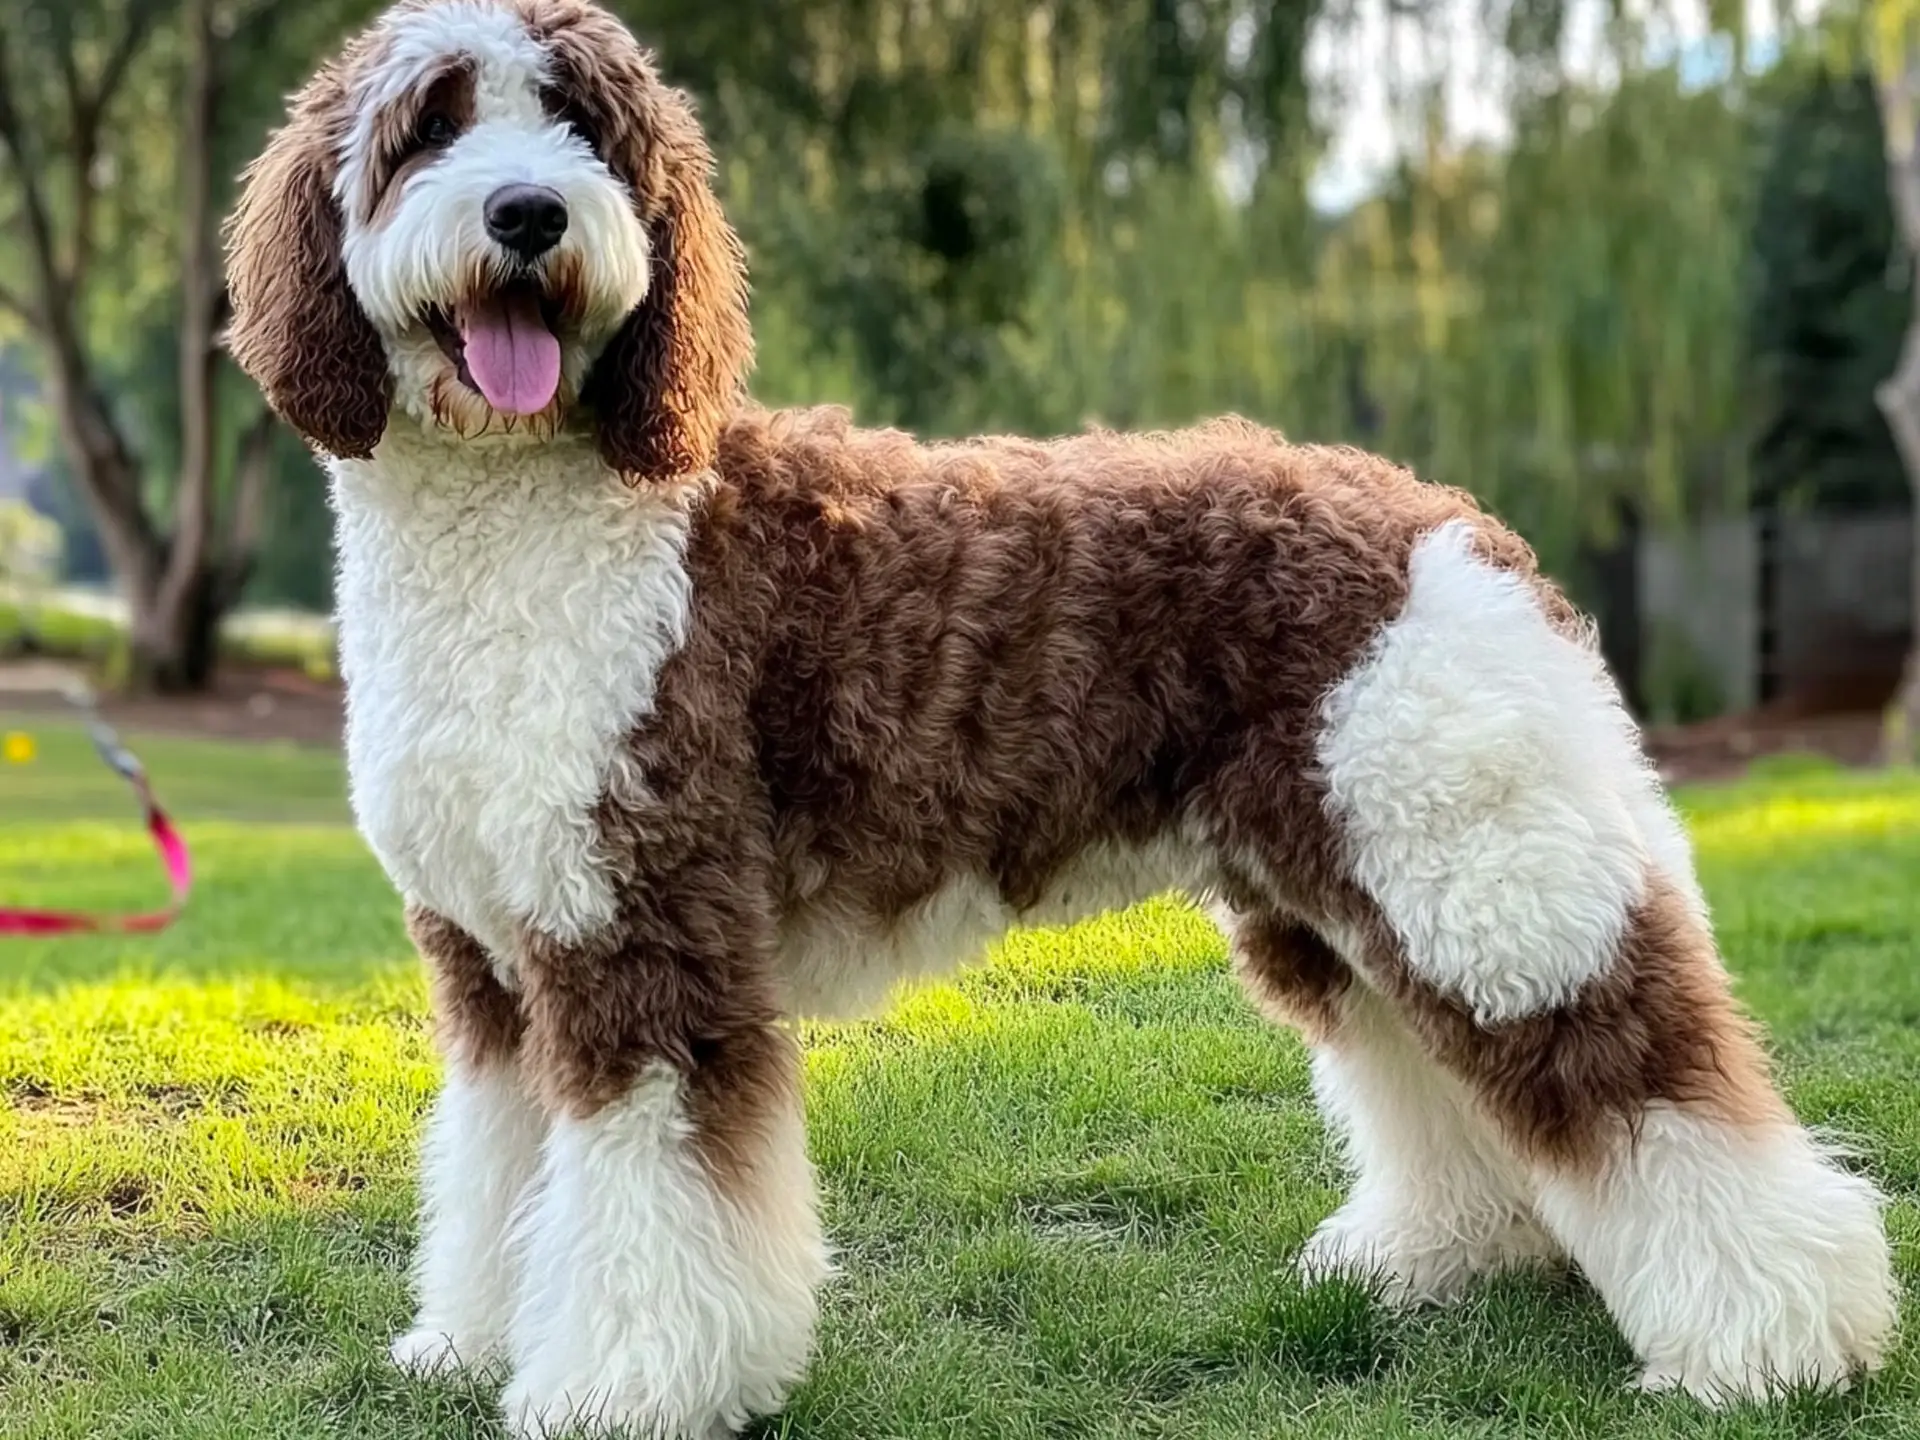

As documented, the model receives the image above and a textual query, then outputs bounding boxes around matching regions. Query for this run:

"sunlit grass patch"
[1686,785,1920,856]
[0,977,432,1256]
[4,719,1919,1438]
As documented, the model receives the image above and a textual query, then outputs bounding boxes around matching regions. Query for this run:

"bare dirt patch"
[0,659,343,747]
[1646,695,1889,786]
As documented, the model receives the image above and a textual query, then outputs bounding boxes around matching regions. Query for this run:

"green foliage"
[0,597,121,660]
[1413,74,1753,551]
[4,0,1903,621]
[1642,619,1730,726]
[649,0,1797,587]
[626,0,1328,437]
[795,123,1067,431]
[245,439,339,612]
[0,593,333,673]
[1746,62,1909,512]
[4,729,1920,1435]
[0,499,60,590]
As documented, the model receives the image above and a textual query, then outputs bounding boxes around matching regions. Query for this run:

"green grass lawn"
[3,717,1919,1439]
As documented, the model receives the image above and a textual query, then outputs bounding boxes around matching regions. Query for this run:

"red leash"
[1,687,192,935]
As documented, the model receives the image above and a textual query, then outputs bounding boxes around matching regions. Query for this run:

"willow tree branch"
[0,32,69,311]
[64,0,167,293]
[92,0,168,120]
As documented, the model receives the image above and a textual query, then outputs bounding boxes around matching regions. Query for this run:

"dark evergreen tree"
[1746,65,1908,513]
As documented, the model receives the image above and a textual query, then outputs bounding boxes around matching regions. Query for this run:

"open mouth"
[424,279,566,416]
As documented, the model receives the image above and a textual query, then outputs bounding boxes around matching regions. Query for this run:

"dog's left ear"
[586,89,752,480]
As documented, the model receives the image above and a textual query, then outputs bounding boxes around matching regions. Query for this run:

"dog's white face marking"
[334,0,650,442]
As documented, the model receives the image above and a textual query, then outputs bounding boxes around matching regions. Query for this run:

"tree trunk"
[1876,55,1920,765]
[0,0,267,696]
[124,0,229,696]
[126,562,224,693]
[0,0,263,698]
[121,406,277,694]
[38,320,234,695]
[160,0,222,625]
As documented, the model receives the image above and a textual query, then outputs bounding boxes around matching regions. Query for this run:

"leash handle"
[1,685,192,935]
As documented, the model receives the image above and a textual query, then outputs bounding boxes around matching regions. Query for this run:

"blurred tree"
[1872,5,1920,760]
[627,0,1321,433]
[0,0,372,690]
[0,0,1879,728]
[1747,63,1906,514]
[0,498,61,593]
[642,0,1769,600]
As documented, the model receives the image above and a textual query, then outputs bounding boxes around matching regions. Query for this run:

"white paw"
[499,1385,572,1440]
[1296,1202,1562,1305]
[1597,1126,1897,1407]
[1629,1272,1889,1408]
[1295,1216,1395,1288]
[1635,1353,1862,1407]
[1622,1264,1890,1406]
[501,1382,736,1440]
[388,1327,499,1378]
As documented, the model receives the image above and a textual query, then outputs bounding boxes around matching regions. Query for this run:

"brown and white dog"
[224,1,1896,1433]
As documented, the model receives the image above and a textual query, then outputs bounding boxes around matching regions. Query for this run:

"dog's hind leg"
[389,909,546,1377]
[1230,913,1561,1303]
[1308,519,1896,1402]
[1514,896,1896,1402]
[1344,879,1899,1404]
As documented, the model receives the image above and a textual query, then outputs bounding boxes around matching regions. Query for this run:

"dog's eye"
[541,89,601,157]
[415,110,459,150]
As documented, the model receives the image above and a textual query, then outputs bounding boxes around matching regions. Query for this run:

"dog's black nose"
[484,184,568,261]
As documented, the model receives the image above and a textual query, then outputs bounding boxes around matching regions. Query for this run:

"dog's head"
[225,0,751,477]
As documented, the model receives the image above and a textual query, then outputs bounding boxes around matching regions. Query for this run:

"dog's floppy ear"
[582,85,753,480]
[224,70,391,460]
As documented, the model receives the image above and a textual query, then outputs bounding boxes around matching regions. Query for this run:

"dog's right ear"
[224,72,391,460]
[583,98,753,483]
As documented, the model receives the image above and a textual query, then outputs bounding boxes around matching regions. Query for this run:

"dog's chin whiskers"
[422,369,568,444]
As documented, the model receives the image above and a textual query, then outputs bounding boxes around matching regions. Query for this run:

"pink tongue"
[459,290,561,415]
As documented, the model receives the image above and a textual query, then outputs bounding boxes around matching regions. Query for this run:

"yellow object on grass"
[3,731,35,764]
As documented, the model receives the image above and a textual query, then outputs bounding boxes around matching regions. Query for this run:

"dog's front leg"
[390,908,543,1376]
[501,928,827,1440]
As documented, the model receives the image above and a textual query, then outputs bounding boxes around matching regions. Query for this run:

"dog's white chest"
[329,438,694,965]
